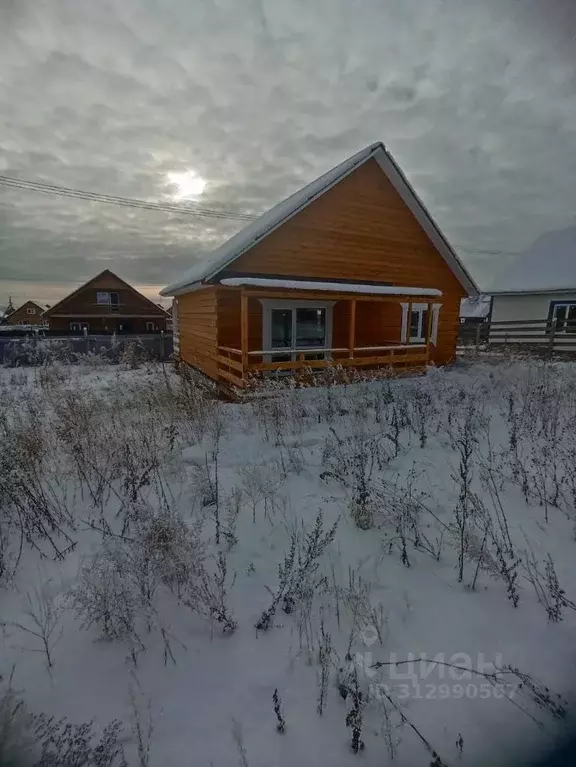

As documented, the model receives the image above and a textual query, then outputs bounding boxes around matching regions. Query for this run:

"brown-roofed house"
[43,270,170,334]
[4,300,47,326]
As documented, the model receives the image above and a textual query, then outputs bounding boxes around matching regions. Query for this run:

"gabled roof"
[490,226,576,295]
[44,270,169,316]
[161,142,478,297]
[13,300,45,313]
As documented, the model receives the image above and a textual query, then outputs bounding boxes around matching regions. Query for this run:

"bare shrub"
[185,550,237,634]
[7,580,65,669]
[316,621,332,716]
[70,541,146,654]
[523,550,575,623]
[128,676,153,767]
[0,406,75,573]
[31,715,127,766]
[272,689,285,732]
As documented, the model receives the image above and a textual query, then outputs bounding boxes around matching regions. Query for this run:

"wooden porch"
[214,287,439,389]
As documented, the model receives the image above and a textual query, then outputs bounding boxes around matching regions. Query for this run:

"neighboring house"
[161,142,478,388]
[490,226,576,345]
[3,300,46,326]
[460,295,492,325]
[43,270,170,333]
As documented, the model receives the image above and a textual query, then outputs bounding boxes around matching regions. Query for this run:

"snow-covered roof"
[221,277,442,297]
[161,143,478,297]
[460,295,491,319]
[490,226,576,294]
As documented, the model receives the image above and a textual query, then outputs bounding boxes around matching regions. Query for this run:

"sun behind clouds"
[165,170,207,200]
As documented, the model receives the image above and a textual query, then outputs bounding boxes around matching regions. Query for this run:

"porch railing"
[216,343,429,388]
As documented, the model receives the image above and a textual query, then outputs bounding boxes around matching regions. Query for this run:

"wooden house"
[161,143,478,388]
[3,300,47,326]
[44,270,170,334]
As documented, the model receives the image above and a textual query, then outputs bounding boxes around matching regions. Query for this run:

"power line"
[0,174,257,222]
[0,174,523,258]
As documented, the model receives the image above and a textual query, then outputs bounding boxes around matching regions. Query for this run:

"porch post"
[349,299,356,358]
[425,300,434,359]
[240,291,249,378]
[407,301,412,344]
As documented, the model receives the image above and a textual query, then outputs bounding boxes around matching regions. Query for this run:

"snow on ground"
[1,357,576,766]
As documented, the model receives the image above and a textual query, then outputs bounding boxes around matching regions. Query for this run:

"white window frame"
[145,321,155,332]
[26,307,36,315]
[260,299,334,363]
[551,302,576,334]
[400,302,441,345]
[96,291,120,307]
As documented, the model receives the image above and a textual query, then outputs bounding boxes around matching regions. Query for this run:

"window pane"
[296,308,326,348]
[271,309,292,348]
[421,309,429,337]
[97,292,110,305]
[567,305,576,334]
[410,309,429,341]
[410,310,420,338]
[553,305,567,325]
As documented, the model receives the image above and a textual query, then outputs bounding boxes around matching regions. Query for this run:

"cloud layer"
[1,0,575,304]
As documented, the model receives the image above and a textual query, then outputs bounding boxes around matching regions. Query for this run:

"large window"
[262,300,333,363]
[551,302,576,333]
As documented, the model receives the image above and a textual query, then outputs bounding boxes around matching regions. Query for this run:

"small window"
[70,322,89,332]
[409,306,429,343]
[146,322,155,332]
[551,302,576,334]
[97,291,110,305]
[26,307,36,315]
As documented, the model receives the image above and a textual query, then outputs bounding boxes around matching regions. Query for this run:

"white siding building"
[489,227,576,348]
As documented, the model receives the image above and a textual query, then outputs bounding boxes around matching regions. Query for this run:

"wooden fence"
[458,318,576,356]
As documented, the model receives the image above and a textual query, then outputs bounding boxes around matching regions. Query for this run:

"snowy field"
[1,358,576,766]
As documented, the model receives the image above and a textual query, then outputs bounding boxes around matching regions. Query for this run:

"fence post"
[548,318,557,359]
[160,330,165,360]
[84,326,89,355]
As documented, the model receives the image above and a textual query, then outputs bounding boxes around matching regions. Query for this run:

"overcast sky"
[1,0,575,308]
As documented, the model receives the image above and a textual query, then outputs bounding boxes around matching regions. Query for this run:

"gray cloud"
[1,0,575,305]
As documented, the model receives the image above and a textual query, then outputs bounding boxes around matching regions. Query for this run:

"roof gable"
[162,142,478,297]
[15,300,45,313]
[45,270,169,316]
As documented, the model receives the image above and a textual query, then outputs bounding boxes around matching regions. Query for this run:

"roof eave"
[491,287,576,296]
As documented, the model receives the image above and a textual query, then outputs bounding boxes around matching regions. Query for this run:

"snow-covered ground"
[1,358,576,766]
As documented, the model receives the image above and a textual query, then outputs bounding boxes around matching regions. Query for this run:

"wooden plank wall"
[177,287,219,379]
[226,158,466,365]
[213,290,460,366]
[216,290,263,352]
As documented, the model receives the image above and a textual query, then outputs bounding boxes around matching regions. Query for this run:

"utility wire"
[0,174,257,222]
[0,173,521,258]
